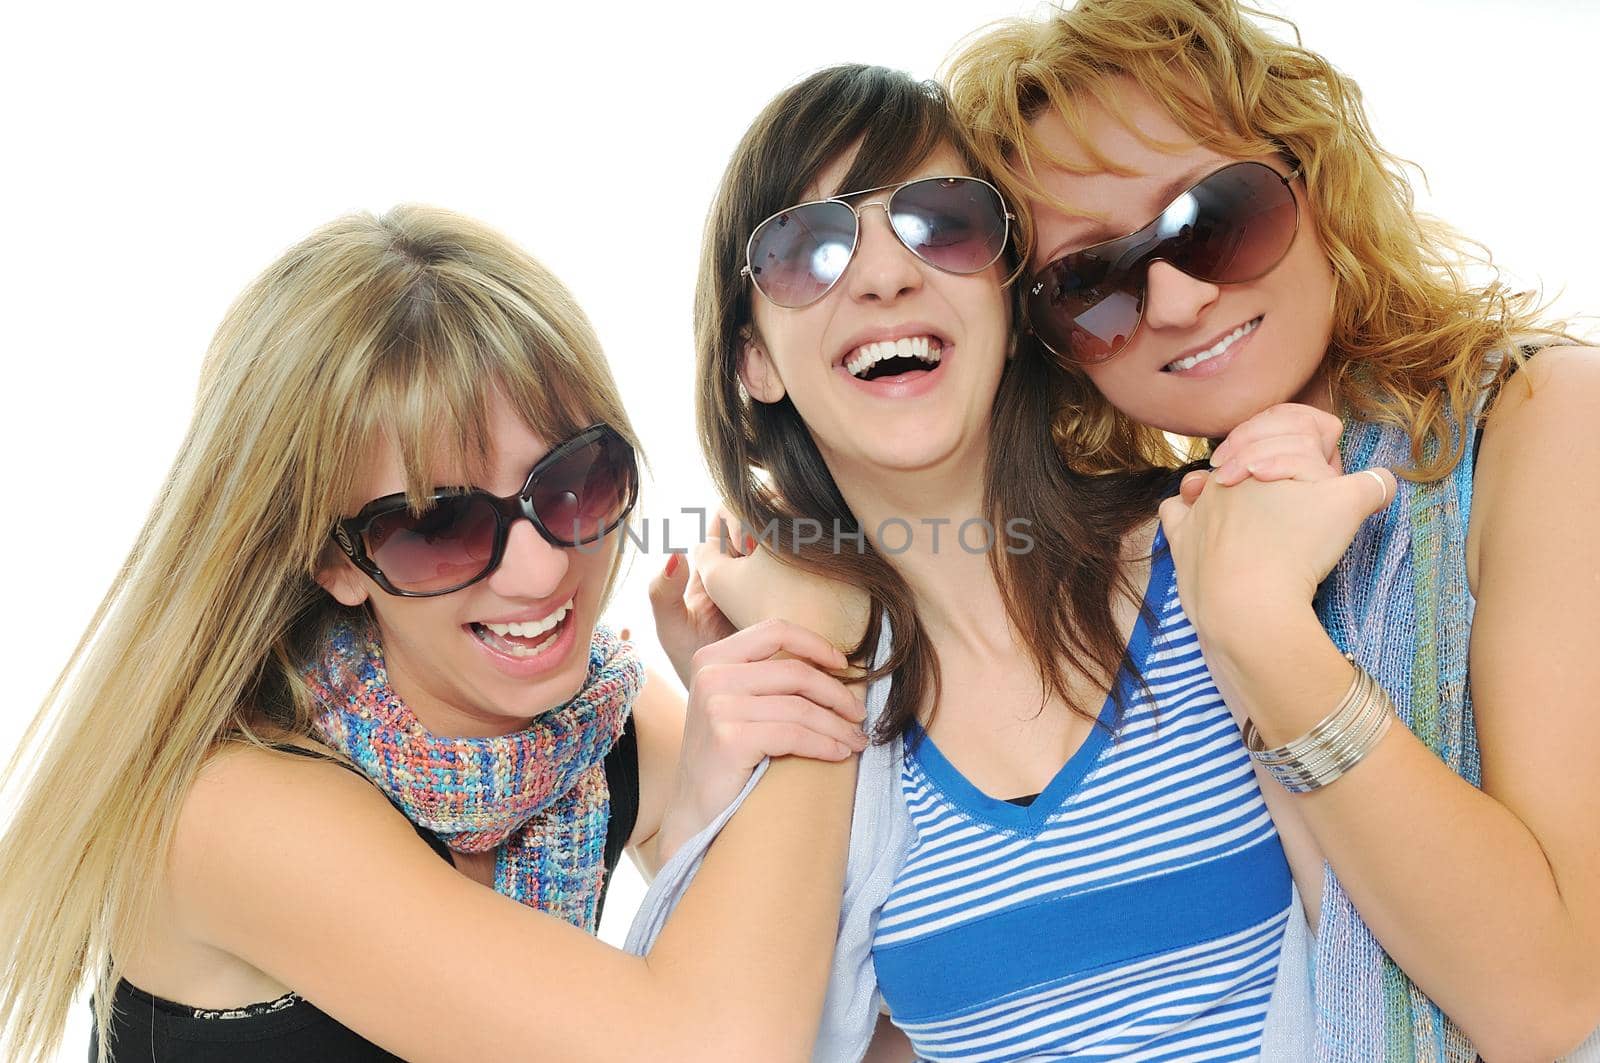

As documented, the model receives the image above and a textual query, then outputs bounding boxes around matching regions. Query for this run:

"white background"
[3,1,1595,1057]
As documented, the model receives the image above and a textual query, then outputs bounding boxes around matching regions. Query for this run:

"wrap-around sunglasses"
[742,175,1013,308]
[1025,160,1302,364]
[331,424,638,597]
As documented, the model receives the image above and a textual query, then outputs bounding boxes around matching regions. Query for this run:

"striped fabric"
[872,541,1292,1061]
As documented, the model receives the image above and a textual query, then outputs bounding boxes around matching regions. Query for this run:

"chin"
[488,672,588,723]
[1165,414,1242,440]
[1138,386,1282,440]
[869,424,976,471]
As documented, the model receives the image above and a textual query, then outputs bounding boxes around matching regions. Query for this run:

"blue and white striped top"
[871,538,1292,1061]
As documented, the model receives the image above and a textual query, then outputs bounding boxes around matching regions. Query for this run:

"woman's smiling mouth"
[1162,316,1262,374]
[469,596,576,660]
[845,335,943,380]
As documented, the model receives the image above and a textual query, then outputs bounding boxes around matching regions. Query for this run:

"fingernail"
[744,534,756,554]
[664,553,680,576]
[834,742,854,758]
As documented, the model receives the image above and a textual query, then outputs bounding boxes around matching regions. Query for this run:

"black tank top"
[92,716,640,1062]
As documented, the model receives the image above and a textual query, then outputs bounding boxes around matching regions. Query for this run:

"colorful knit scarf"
[304,615,643,933]
[1313,413,1481,1062]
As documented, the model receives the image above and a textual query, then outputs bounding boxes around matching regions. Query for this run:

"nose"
[486,518,570,600]
[1140,260,1221,331]
[844,204,922,303]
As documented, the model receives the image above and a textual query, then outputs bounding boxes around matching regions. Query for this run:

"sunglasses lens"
[889,178,1009,275]
[364,494,499,594]
[1168,162,1298,283]
[1028,253,1143,364]
[746,201,857,307]
[1028,162,1297,363]
[530,432,638,546]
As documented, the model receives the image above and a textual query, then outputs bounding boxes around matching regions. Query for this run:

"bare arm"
[172,623,859,1062]
[1165,347,1600,1060]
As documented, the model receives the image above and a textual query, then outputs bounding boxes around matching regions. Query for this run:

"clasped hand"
[1159,403,1397,637]
[647,517,868,866]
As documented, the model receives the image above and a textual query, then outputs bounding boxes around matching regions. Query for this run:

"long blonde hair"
[945,0,1568,480]
[0,205,638,1062]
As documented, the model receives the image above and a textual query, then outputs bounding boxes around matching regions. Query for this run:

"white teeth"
[484,598,573,640]
[495,626,562,658]
[1164,317,1261,373]
[844,335,943,378]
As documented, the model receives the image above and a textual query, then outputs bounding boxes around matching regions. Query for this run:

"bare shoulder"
[1470,345,1600,574]
[182,738,388,834]
[1483,344,1600,432]
[170,740,424,926]
[164,737,667,1060]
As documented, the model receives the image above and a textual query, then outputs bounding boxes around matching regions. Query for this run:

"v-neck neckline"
[904,527,1172,835]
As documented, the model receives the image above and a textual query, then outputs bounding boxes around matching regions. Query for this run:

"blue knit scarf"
[1313,414,1480,1061]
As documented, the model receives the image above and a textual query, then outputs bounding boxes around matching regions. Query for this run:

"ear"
[738,334,787,404]
[315,547,371,608]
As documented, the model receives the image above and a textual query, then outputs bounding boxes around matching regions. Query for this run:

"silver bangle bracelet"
[1241,656,1396,794]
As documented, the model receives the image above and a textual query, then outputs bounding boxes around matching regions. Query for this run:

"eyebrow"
[1042,160,1221,260]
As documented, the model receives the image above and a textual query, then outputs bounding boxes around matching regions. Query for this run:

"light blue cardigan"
[625,621,1320,1061]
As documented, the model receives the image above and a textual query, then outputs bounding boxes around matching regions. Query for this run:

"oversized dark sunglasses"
[1025,160,1301,364]
[331,424,639,597]
[741,175,1013,308]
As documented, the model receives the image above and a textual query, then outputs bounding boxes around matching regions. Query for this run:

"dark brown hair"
[695,64,1177,741]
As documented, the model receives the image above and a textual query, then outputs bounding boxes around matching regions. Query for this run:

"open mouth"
[1162,316,1262,373]
[469,597,574,659]
[844,335,943,383]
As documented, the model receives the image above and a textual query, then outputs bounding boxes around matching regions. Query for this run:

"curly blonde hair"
[945,0,1567,480]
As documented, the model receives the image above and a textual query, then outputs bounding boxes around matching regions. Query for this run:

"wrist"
[1197,610,1353,746]
[1241,658,1395,793]
[1193,591,1320,661]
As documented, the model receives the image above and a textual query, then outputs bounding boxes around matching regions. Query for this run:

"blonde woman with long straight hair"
[0,205,867,1062]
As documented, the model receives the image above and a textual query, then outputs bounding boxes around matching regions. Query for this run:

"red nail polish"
[664,553,680,576]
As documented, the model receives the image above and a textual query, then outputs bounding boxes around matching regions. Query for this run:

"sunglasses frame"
[330,423,639,598]
[1026,159,1302,365]
[741,174,1015,309]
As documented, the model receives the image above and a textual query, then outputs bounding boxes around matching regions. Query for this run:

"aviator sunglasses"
[330,424,639,597]
[1025,160,1302,364]
[742,175,1013,308]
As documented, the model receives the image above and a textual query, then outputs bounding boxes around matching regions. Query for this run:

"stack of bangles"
[1241,654,1396,794]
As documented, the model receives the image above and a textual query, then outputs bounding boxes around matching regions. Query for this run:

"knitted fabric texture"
[1313,415,1480,1062]
[305,616,643,932]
